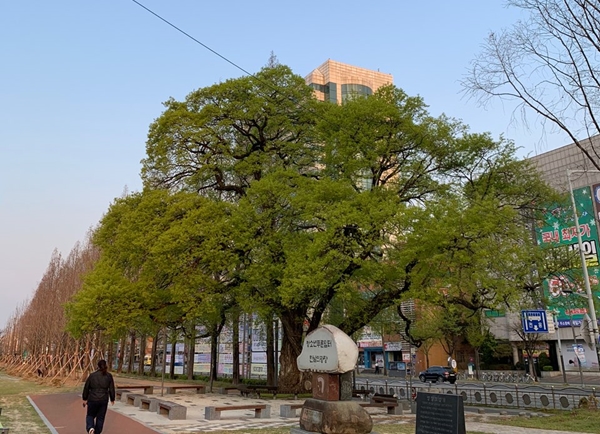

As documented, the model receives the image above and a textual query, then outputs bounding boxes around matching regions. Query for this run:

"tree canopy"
[66,63,557,390]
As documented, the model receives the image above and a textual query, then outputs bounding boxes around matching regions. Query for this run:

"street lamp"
[567,169,600,367]
[551,310,568,384]
[559,294,585,386]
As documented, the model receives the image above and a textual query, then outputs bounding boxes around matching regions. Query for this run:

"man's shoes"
[88,428,95,434]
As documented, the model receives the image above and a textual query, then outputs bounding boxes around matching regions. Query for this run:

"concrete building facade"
[305,59,393,104]
[488,136,600,373]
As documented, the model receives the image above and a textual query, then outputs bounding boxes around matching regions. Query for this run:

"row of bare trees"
[0,236,112,383]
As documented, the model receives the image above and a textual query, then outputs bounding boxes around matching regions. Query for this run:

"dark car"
[419,366,457,384]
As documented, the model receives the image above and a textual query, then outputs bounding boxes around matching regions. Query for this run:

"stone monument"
[291,324,373,434]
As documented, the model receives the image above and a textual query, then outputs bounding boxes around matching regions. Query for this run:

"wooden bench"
[280,403,304,417]
[218,386,241,395]
[115,384,154,394]
[139,397,160,412]
[205,404,271,420]
[157,401,187,420]
[353,389,371,399]
[360,394,402,415]
[165,385,205,395]
[237,384,278,398]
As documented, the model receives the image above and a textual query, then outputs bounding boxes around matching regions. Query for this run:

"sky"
[0,1,572,328]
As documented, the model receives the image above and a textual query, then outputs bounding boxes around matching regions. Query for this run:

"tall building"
[529,135,600,191]
[305,59,393,104]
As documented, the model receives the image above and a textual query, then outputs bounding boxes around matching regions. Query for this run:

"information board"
[416,392,466,434]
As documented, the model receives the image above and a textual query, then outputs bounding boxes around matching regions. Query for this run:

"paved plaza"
[27,380,596,434]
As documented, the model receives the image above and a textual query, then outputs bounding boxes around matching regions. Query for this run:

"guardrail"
[353,379,598,411]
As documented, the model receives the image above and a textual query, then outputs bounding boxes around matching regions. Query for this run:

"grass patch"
[0,371,79,433]
[494,408,600,433]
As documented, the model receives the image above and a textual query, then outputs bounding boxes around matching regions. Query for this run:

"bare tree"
[463,0,600,168]
[511,319,544,381]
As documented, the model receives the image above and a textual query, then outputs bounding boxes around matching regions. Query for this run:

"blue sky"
[0,1,568,327]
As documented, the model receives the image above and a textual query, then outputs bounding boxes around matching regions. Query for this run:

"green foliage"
[538,351,551,369]
[66,61,560,387]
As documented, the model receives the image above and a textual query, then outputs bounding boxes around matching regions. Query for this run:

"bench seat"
[360,396,402,415]
[165,385,205,394]
[205,404,271,420]
[115,384,154,394]
[237,384,278,398]
[280,403,304,417]
[125,393,145,407]
[115,389,130,401]
[218,386,241,395]
[139,397,160,412]
[157,401,187,420]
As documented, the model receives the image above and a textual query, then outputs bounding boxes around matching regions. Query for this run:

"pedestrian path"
[28,386,596,434]
[29,392,160,434]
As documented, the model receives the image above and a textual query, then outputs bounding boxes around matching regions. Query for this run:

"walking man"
[82,360,115,434]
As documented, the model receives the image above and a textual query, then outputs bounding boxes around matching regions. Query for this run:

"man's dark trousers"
[86,400,108,433]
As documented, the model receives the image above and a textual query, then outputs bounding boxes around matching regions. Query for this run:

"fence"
[353,379,597,411]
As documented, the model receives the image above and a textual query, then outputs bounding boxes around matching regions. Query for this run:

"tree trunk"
[186,326,195,380]
[278,312,306,392]
[232,312,240,385]
[138,334,146,376]
[474,347,481,381]
[127,332,136,374]
[117,336,125,373]
[150,332,158,376]
[107,339,114,372]
[169,340,176,379]
[267,315,275,386]
[210,332,218,382]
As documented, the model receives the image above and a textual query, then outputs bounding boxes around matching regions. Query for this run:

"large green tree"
[68,63,556,391]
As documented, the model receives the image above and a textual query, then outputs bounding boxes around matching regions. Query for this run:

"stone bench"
[165,385,205,394]
[125,393,145,407]
[139,397,160,412]
[205,404,270,420]
[157,401,187,420]
[115,389,130,401]
[280,403,304,418]
[115,384,154,394]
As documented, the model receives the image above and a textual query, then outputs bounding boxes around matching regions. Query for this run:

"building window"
[341,84,373,102]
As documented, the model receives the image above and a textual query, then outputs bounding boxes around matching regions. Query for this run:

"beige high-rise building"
[305,59,393,104]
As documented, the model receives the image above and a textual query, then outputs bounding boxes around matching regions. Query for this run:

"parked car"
[419,366,457,384]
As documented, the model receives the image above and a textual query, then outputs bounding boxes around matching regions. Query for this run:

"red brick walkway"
[29,392,160,434]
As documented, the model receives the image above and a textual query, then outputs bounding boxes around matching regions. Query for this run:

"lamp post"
[567,169,600,368]
[552,310,568,384]
[566,308,585,386]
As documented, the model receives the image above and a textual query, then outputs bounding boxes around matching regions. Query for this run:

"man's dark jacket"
[82,371,115,402]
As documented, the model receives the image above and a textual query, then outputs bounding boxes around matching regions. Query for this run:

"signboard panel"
[522,310,549,333]
[536,186,600,321]
[416,392,466,434]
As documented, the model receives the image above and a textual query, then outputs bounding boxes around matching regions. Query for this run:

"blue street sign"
[522,310,549,333]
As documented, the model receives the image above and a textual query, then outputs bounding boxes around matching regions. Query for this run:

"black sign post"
[416,391,466,434]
